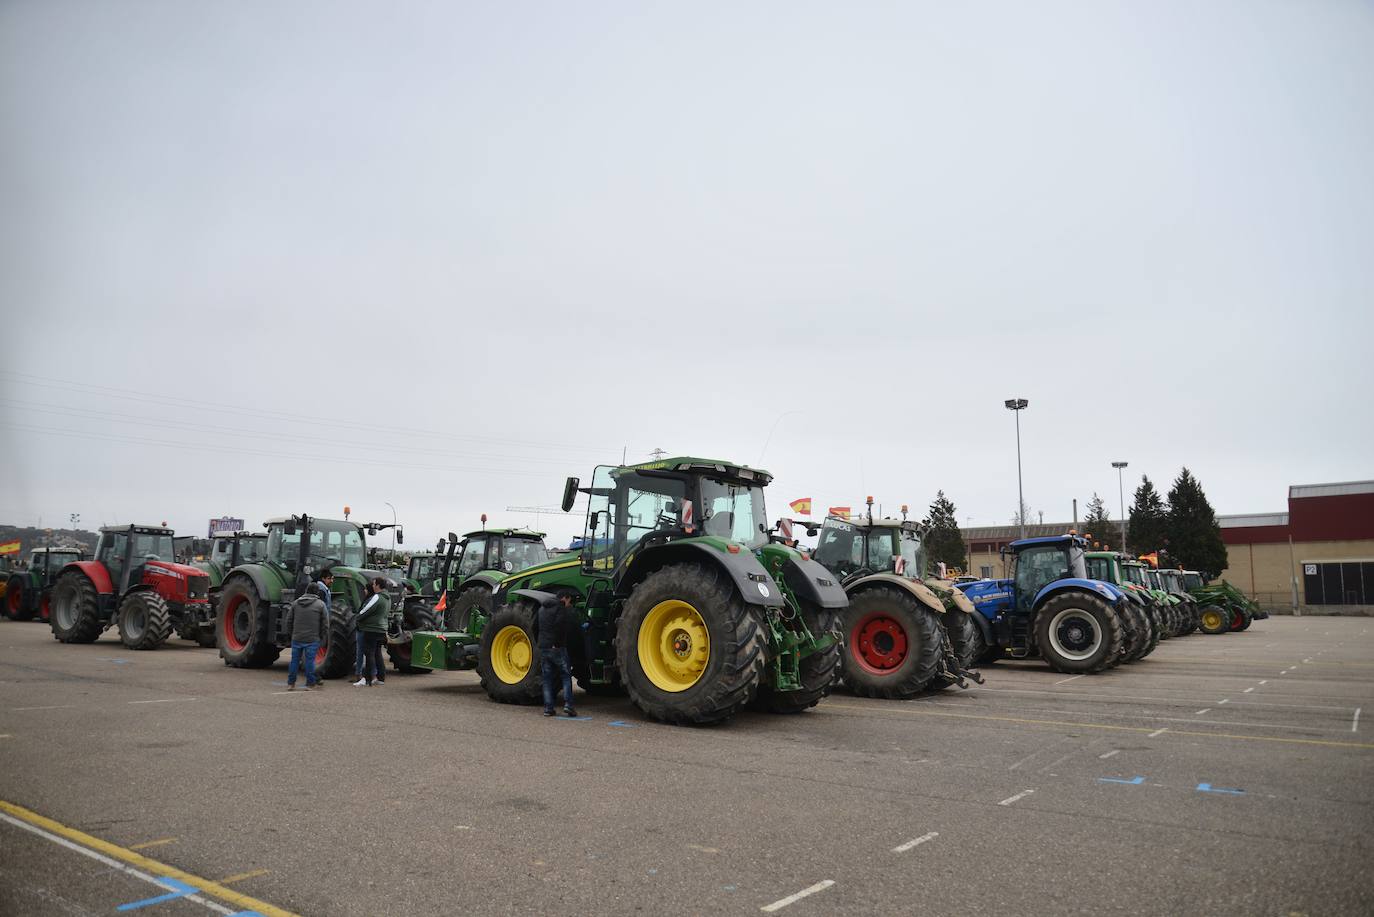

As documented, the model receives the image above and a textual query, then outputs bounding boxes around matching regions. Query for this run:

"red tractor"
[49,524,213,650]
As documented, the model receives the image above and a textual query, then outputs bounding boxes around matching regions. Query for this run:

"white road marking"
[961,686,1343,710]
[0,811,234,915]
[1259,680,1268,685]
[1304,658,1313,664]
[128,698,198,705]
[1218,699,1230,705]
[1243,688,1254,693]
[998,789,1035,806]
[1099,750,1120,759]
[1195,709,1211,715]
[1354,708,1362,734]
[761,880,835,912]
[1054,674,1086,686]
[270,691,306,696]
[1148,728,1169,738]
[12,705,74,712]
[0,734,11,739]
[892,831,939,853]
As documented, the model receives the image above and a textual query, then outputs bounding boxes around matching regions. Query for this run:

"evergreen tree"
[1081,493,1115,549]
[1165,468,1229,577]
[922,491,967,571]
[1128,475,1168,555]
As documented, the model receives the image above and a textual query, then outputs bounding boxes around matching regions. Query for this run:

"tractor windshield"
[1122,563,1147,587]
[268,521,365,571]
[49,551,81,568]
[132,532,175,563]
[239,536,267,563]
[500,538,549,573]
[813,518,863,578]
[410,555,435,581]
[899,531,927,578]
[1184,572,1203,589]
[1086,555,1114,583]
[700,479,768,549]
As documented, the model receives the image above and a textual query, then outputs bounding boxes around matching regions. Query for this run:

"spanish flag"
[1139,552,1159,569]
[828,506,852,520]
[788,497,812,516]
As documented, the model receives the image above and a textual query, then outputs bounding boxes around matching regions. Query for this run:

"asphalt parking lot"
[2,617,1372,917]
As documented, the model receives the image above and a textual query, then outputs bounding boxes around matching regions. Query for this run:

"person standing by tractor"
[539,593,577,718]
[283,590,327,691]
[352,577,391,687]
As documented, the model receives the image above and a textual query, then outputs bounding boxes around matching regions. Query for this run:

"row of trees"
[1081,468,1229,577]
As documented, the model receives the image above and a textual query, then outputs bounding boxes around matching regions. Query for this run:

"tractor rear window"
[501,539,548,573]
[1086,556,1113,582]
[701,479,767,549]
[133,534,175,562]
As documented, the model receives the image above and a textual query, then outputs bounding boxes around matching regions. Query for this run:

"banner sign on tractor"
[208,517,245,537]
[0,540,20,555]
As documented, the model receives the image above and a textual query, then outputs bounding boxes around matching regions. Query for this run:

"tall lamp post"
[384,501,397,563]
[1111,461,1129,552]
[1004,398,1029,539]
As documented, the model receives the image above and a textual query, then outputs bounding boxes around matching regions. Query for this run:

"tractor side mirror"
[436,540,445,554]
[447,532,458,544]
[396,528,404,545]
[562,477,580,513]
[284,521,297,536]
[367,524,379,536]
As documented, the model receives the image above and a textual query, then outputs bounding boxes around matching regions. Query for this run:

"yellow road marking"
[128,837,177,850]
[821,702,1374,750]
[218,868,270,885]
[0,799,297,917]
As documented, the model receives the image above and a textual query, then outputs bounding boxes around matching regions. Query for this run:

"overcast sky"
[2,0,1371,551]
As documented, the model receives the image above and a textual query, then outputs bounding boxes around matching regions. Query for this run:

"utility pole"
[1004,398,1029,539]
[384,502,397,562]
[1111,461,1129,552]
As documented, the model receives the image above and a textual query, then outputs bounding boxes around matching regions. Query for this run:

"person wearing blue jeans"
[539,593,577,717]
[284,591,327,690]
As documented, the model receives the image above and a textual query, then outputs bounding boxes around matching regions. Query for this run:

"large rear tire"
[1230,607,1253,632]
[317,595,357,679]
[49,571,103,644]
[1198,605,1229,635]
[117,591,173,650]
[6,579,33,621]
[840,587,944,699]
[446,585,492,632]
[1033,592,1122,674]
[387,596,438,673]
[217,578,279,668]
[1117,605,1147,664]
[617,562,765,725]
[1135,606,1162,660]
[753,603,841,714]
[477,600,544,705]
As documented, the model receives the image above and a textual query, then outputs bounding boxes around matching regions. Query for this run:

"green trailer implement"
[1184,572,1260,632]
[5,547,89,622]
[411,456,847,725]
[215,514,410,679]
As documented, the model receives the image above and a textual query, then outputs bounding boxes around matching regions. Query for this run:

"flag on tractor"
[828,506,851,520]
[435,591,448,613]
[0,540,20,555]
[788,497,812,516]
[1139,551,1159,568]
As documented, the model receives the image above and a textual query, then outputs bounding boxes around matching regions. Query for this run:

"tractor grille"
[188,575,210,601]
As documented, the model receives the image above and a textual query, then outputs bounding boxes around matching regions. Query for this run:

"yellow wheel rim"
[637,599,710,693]
[490,624,533,684]
[1203,610,1223,631]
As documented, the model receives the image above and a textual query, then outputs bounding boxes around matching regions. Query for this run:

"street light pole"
[1111,461,1129,552]
[384,501,397,563]
[1004,398,1029,539]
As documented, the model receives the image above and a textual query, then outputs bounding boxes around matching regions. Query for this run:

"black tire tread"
[50,571,103,644]
[118,591,173,650]
[753,603,841,714]
[840,587,944,699]
[1033,591,1122,675]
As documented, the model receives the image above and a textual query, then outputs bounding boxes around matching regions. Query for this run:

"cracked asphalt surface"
[2,616,1372,916]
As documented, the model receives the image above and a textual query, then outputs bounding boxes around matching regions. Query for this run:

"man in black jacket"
[539,593,577,718]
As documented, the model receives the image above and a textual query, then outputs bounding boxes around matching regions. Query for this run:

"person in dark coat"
[352,577,391,687]
[539,593,577,717]
[284,592,327,690]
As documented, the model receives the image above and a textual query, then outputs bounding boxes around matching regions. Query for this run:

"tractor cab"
[94,524,183,594]
[1182,570,1205,590]
[405,551,440,596]
[812,515,927,583]
[574,458,771,581]
[452,528,550,580]
[208,532,267,571]
[263,516,368,582]
[5,546,89,621]
[1006,535,1090,613]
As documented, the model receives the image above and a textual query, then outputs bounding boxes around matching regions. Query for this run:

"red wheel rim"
[1230,611,1243,630]
[315,640,328,666]
[6,588,20,615]
[850,612,909,674]
[39,593,50,621]
[222,594,249,652]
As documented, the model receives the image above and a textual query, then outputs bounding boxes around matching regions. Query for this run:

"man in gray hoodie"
[284,591,327,690]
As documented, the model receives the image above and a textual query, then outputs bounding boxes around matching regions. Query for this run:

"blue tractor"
[956,534,1129,674]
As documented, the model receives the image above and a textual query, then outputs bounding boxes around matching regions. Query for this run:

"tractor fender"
[61,561,114,594]
[223,566,276,606]
[925,578,977,614]
[619,542,784,607]
[780,555,849,609]
[465,571,506,592]
[509,588,556,607]
[847,573,946,614]
[1034,578,1123,609]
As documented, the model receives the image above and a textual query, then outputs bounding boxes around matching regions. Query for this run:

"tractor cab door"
[580,465,687,582]
[457,537,486,579]
[813,518,863,581]
[98,531,131,592]
[1012,545,1071,613]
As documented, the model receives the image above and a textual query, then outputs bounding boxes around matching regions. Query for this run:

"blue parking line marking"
[117,878,198,910]
[1098,776,1146,785]
[1197,782,1245,795]
[607,720,638,728]
[554,716,594,721]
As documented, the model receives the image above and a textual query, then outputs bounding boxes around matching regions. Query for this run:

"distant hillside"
[0,526,99,555]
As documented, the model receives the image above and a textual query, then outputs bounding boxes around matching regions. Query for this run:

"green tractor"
[1120,558,1174,643]
[401,550,445,599]
[215,514,407,678]
[1150,567,1201,635]
[1184,571,1260,632]
[1084,551,1161,662]
[411,456,848,725]
[805,506,983,697]
[431,524,552,632]
[5,547,90,622]
[194,531,268,629]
